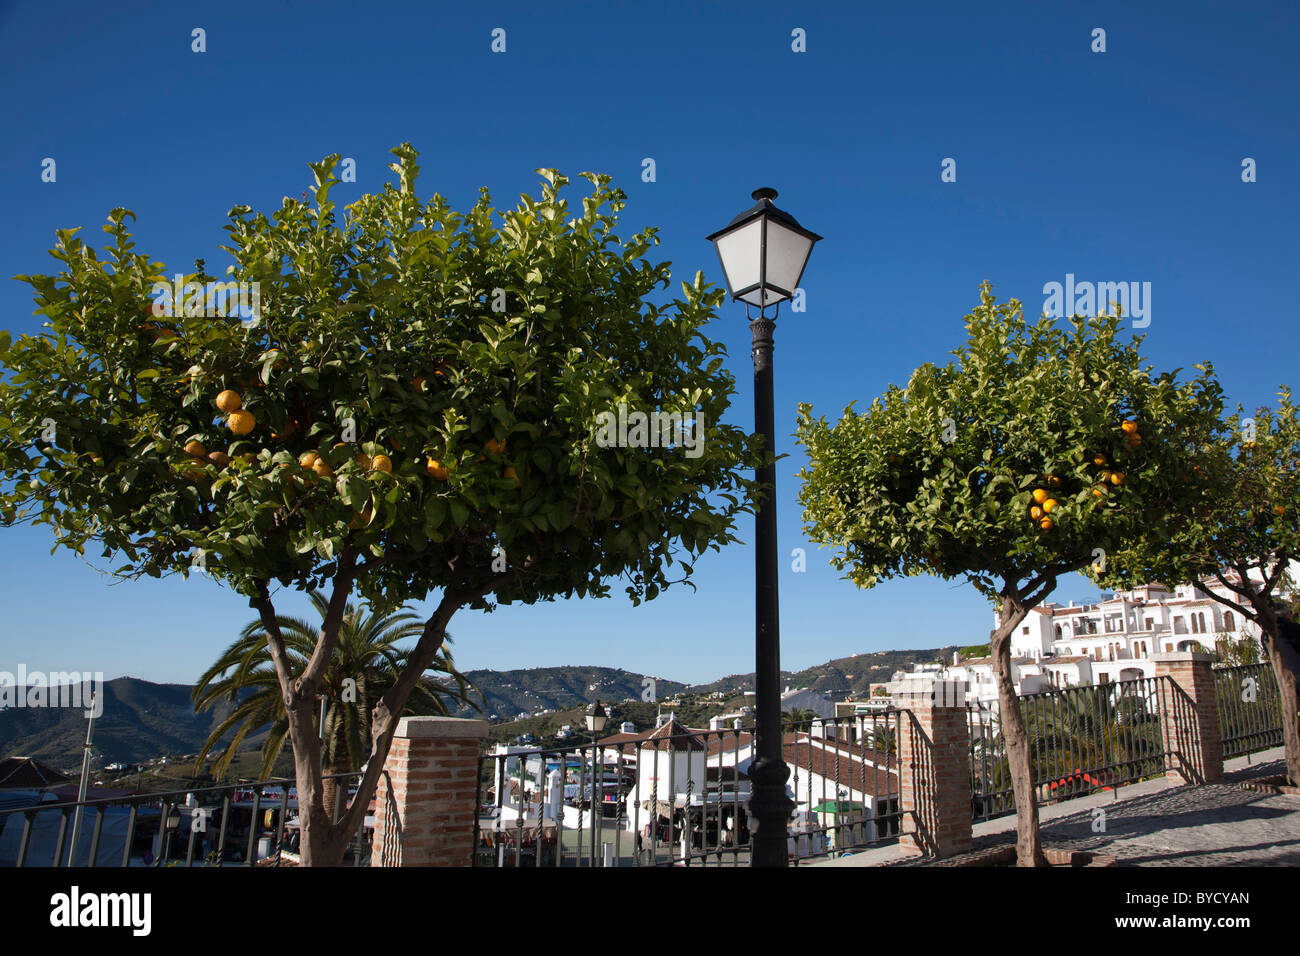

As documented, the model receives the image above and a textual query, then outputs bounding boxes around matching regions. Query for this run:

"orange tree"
[0,146,759,865]
[794,284,1221,865]
[1100,388,1300,784]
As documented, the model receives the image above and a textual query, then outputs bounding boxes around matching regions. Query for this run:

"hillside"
[0,677,245,770]
[0,647,966,769]
[451,666,688,721]
[687,646,966,699]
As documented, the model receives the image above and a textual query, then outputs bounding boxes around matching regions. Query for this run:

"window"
[1100,673,1110,684]
[1165,643,1173,652]
[1022,626,1029,635]
[1224,611,1234,632]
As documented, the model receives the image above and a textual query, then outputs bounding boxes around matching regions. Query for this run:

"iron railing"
[1214,662,1284,759]
[968,676,1187,822]
[0,772,367,867]
[474,711,901,866]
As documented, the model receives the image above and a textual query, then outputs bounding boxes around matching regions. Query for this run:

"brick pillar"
[895,678,973,859]
[370,716,487,867]
[1154,651,1223,785]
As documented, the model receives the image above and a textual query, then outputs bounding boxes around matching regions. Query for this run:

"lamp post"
[708,188,820,867]
[585,701,608,865]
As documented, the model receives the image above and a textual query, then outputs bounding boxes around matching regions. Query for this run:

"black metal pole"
[748,313,793,866]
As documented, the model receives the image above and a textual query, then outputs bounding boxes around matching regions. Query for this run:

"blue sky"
[1,0,1297,687]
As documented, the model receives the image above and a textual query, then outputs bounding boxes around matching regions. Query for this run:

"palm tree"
[192,591,478,819]
[865,725,897,756]
[782,707,817,731]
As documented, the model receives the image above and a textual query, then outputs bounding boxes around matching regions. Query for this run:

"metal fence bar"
[87,807,104,868]
[0,772,365,869]
[473,712,904,868]
[244,791,261,867]
[1215,663,1283,759]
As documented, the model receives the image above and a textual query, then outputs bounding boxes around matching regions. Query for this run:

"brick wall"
[896,679,973,858]
[1154,652,1223,784]
[370,716,488,867]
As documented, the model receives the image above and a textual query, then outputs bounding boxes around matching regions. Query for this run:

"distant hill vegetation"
[451,666,688,721]
[0,677,247,770]
[0,648,965,769]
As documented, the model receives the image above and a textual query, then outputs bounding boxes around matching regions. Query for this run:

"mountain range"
[0,646,962,770]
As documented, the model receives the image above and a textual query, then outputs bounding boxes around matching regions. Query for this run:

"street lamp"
[585,699,608,735]
[708,188,821,867]
[584,700,609,863]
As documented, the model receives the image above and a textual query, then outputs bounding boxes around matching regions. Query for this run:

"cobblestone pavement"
[821,750,1300,867]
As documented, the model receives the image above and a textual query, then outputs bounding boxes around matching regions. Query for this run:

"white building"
[883,577,1272,705]
[1005,579,1265,682]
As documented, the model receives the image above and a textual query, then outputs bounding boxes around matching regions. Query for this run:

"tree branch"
[298,543,358,694]
[250,582,297,709]
[1207,570,1259,621]
[330,576,502,845]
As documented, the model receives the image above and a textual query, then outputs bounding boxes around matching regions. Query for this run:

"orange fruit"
[1127,434,1142,448]
[1040,517,1054,530]
[1121,421,1138,435]
[504,466,519,484]
[216,390,243,413]
[1030,505,1044,520]
[1093,454,1107,466]
[1043,498,1058,513]
[299,451,320,469]
[426,459,452,481]
[349,506,374,531]
[412,377,426,392]
[1092,487,1106,498]
[1109,471,1124,485]
[312,459,333,478]
[370,454,393,474]
[184,440,208,459]
[207,451,230,468]
[1275,505,1286,516]
[228,410,256,435]
[354,452,372,471]
[485,438,506,455]
[1047,475,1062,488]
[1032,489,1048,504]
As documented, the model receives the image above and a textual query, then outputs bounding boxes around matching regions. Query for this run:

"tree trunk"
[302,586,481,866]
[1271,657,1300,786]
[286,696,335,866]
[1260,613,1300,786]
[1204,578,1300,787]
[321,763,342,826]
[991,592,1046,867]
